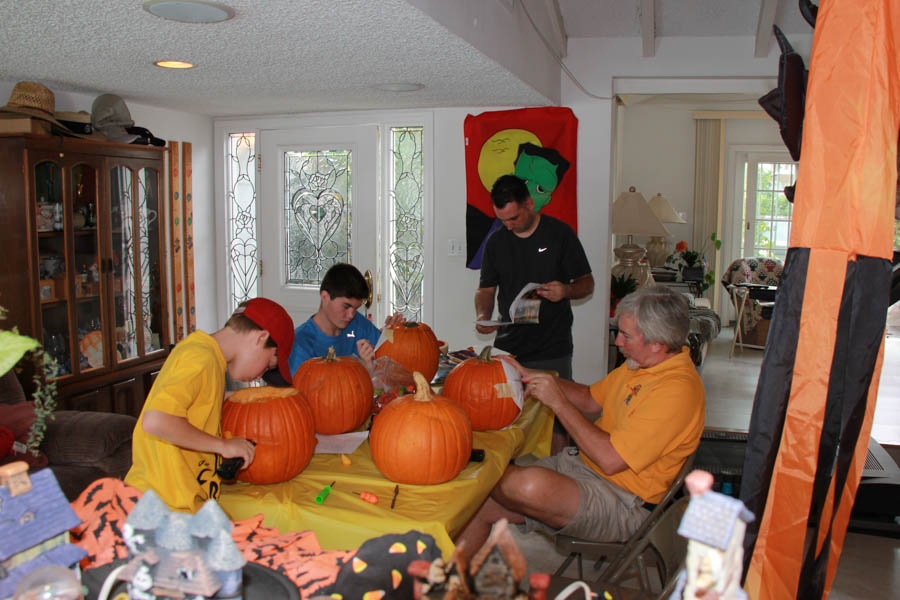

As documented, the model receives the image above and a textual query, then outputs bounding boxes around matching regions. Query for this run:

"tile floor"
[511,316,900,598]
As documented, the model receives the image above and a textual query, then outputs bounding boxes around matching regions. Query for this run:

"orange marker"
[354,491,378,504]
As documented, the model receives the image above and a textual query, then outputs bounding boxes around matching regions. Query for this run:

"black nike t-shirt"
[479,214,592,362]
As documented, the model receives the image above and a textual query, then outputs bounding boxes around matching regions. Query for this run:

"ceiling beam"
[640,0,655,58]
[755,0,779,57]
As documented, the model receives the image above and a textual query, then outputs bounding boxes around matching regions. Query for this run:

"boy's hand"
[221,437,255,468]
[357,339,376,371]
[383,312,406,327]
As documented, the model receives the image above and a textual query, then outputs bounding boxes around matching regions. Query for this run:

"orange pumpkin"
[375,321,441,382]
[292,346,374,434]
[221,386,316,485]
[370,372,473,484]
[443,346,521,430]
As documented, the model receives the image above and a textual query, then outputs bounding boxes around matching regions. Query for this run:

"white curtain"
[692,119,722,302]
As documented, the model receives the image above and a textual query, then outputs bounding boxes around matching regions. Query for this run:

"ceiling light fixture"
[143,0,234,24]
[155,60,195,69]
[373,83,425,92]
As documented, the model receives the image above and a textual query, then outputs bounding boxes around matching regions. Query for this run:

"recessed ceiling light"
[155,60,195,69]
[373,83,425,92]
[143,1,234,23]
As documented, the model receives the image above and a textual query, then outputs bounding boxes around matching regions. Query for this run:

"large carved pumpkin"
[221,386,316,485]
[443,346,521,431]
[374,321,441,382]
[370,372,473,484]
[292,346,374,434]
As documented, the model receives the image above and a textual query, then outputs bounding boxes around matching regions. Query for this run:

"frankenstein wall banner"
[464,107,578,269]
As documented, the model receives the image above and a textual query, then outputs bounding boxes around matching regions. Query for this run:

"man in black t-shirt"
[475,175,593,452]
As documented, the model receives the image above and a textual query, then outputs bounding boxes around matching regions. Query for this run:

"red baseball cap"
[233,297,294,382]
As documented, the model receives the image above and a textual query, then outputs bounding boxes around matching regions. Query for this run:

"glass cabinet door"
[35,160,71,377]
[110,165,139,362]
[138,167,164,353]
[109,164,166,363]
[71,163,105,373]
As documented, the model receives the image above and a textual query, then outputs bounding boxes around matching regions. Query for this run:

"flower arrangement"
[667,233,722,292]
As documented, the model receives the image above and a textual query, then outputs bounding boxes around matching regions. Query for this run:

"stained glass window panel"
[283,149,351,285]
[389,127,424,321]
[226,133,259,314]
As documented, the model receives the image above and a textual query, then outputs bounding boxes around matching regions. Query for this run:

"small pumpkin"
[221,386,316,485]
[292,346,374,434]
[374,321,441,382]
[443,346,521,430]
[370,372,473,485]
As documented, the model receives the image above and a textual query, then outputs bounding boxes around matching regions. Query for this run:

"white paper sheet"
[314,431,369,454]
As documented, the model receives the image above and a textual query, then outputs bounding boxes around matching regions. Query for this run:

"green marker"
[315,481,336,504]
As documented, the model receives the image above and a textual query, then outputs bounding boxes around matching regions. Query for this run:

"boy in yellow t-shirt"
[125,297,294,512]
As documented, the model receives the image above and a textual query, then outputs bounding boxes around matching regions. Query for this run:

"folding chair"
[601,495,690,597]
[553,452,695,580]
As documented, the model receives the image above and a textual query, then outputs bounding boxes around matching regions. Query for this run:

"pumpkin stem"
[411,372,433,402]
[324,346,337,361]
[478,345,493,362]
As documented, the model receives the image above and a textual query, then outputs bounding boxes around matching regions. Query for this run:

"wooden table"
[219,397,553,559]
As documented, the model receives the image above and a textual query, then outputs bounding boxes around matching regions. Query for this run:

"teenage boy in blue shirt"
[288,263,404,375]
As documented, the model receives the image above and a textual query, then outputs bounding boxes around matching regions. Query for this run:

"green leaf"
[0,330,40,377]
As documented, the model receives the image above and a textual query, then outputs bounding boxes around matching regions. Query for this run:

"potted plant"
[610,273,638,317]
[668,233,722,292]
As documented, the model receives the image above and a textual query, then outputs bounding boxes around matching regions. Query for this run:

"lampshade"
[611,187,668,288]
[648,193,687,224]
[612,187,671,237]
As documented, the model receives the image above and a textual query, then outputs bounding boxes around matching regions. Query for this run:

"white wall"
[0,80,217,332]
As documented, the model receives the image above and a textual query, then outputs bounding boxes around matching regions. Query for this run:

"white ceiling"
[0,0,814,117]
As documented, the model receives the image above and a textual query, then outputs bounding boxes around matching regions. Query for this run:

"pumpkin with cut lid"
[370,372,473,485]
[221,386,316,485]
[292,346,374,434]
[374,321,441,382]
[443,346,521,430]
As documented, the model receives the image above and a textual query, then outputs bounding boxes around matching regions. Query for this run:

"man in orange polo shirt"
[456,286,704,557]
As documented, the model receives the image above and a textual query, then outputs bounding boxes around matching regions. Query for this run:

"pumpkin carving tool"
[315,481,336,504]
[390,484,399,509]
[353,491,379,504]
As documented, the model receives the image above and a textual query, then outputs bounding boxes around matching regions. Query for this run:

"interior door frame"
[213,110,434,328]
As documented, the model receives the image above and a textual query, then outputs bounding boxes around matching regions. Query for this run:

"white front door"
[259,126,379,327]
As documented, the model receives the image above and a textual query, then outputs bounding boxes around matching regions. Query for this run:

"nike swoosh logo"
[538,247,548,253]
[346,331,356,338]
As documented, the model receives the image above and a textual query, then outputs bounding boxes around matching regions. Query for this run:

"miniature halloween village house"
[674,471,755,600]
[0,462,87,600]
[115,489,246,600]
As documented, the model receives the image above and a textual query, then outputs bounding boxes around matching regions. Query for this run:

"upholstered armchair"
[720,257,784,346]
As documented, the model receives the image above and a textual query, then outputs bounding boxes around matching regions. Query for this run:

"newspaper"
[476,282,542,326]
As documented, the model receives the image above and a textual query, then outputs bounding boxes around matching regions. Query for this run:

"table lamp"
[645,192,687,267]
[611,187,670,288]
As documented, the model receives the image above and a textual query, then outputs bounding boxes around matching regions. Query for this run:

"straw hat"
[0,81,70,131]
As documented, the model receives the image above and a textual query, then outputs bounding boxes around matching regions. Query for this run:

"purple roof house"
[0,463,87,599]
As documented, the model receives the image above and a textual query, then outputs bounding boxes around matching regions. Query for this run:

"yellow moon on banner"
[477,129,541,192]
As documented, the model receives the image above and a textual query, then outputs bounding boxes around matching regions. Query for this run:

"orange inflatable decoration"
[740,1,899,599]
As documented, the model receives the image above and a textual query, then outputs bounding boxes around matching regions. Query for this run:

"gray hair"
[614,285,690,352]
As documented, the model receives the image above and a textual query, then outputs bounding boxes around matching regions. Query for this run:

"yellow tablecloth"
[219,397,553,559]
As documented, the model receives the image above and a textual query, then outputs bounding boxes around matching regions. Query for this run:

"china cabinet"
[0,134,170,417]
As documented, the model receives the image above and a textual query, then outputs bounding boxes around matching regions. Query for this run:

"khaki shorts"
[520,449,650,542]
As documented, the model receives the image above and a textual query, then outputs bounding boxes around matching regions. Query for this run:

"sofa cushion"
[41,411,135,473]
[0,400,49,468]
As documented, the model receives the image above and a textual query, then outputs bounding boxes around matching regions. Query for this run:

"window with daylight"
[283,149,352,285]
[388,127,424,321]
[225,133,259,313]
[741,156,797,260]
